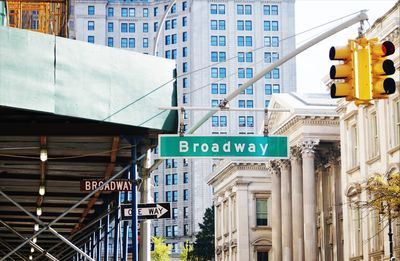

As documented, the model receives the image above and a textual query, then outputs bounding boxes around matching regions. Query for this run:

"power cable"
[101,10,366,120]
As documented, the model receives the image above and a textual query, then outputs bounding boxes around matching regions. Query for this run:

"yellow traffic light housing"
[329,37,396,106]
[329,42,355,100]
[369,39,396,99]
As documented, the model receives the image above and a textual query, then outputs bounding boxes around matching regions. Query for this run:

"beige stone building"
[336,2,400,260]
[208,93,344,261]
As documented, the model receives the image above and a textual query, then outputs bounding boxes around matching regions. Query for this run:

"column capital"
[299,138,319,156]
[277,159,291,170]
[327,143,341,165]
[265,160,280,175]
[290,146,302,161]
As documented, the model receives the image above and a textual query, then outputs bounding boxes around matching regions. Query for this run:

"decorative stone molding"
[265,160,280,175]
[290,146,302,161]
[327,143,341,165]
[300,138,319,156]
[277,159,291,170]
[223,243,229,252]
[216,246,222,255]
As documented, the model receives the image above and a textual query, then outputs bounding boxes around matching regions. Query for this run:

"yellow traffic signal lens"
[330,82,353,98]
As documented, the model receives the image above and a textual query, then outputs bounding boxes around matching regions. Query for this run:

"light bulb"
[31,247,34,253]
[32,237,37,243]
[38,185,45,196]
[34,224,39,231]
[29,255,33,260]
[36,207,42,216]
[40,149,47,162]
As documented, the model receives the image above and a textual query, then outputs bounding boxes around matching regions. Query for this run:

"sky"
[294,0,397,93]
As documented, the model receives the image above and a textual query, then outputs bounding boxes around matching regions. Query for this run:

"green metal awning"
[0,26,177,132]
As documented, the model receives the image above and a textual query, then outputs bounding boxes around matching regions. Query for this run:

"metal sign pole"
[131,142,138,261]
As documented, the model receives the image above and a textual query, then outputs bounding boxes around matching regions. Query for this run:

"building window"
[129,23,135,33]
[264,36,271,47]
[183,78,188,88]
[184,207,189,218]
[165,20,171,30]
[172,191,178,202]
[245,20,252,31]
[154,192,158,203]
[172,208,178,219]
[172,173,178,185]
[264,21,270,31]
[183,47,188,57]
[245,5,252,14]
[183,189,189,201]
[87,36,94,43]
[88,21,94,31]
[272,21,279,31]
[143,23,149,32]
[166,191,172,202]
[173,226,178,237]
[183,32,188,42]
[246,68,253,78]
[245,36,252,46]
[272,68,280,79]
[393,99,400,147]
[182,1,188,11]
[165,35,171,45]
[257,252,269,261]
[88,6,95,15]
[265,100,270,108]
[172,19,177,29]
[121,8,128,17]
[237,5,244,15]
[272,36,279,47]
[239,116,245,127]
[153,226,159,236]
[166,226,172,237]
[107,37,113,47]
[237,20,244,31]
[172,34,177,44]
[183,93,188,104]
[212,116,219,127]
[211,36,218,46]
[246,100,254,108]
[153,7,158,16]
[183,62,188,73]
[108,22,113,32]
[184,224,189,235]
[129,38,135,48]
[237,36,244,46]
[211,4,217,14]
[154,175,159,186]
[219,36,226,46]
[369,111,379,158]
[171,3,176,13]
[121,23,128,33]
[182,16,188,27]
[211,20,217,30]
[263,5,270,15]
[120,38,128,48]
[154,22,158,32]
[143,8,148,17]
[247,116,254,127]
[272,5,279,15]
[349,123,359,168]
[219,20,225,30]
[129,8,135,17]
[273,84,280,93]
[183,172,189,183]
[107,7,114,17]
[256,198,268,226]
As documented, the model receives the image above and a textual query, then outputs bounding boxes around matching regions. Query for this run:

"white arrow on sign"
[124,204,169,218]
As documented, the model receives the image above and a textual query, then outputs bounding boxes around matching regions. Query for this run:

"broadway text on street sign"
[159,135,288,159]
[121,203,171,221]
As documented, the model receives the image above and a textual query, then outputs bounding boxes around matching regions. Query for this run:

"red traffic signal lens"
[382,41,395,56]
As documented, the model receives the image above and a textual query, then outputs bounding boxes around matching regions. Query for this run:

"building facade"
[208,93,344,261]
[207,160,272,261]
[336,2,400,260]
[69,0,296,257]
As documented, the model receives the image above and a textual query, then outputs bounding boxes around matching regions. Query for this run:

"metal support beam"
[139,148,152,261]
[122,173,129,261]
[96,219,101,261]
[113,193,120,260]
[103,205,110,261]
[0,163,131,261]
[131,142,138,261]
[0,238,26,261]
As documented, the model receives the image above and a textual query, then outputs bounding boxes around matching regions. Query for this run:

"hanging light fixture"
[32,237,37,243]
[36,207,42,216]
[30,247,35,253]
[40,149,47,162]
[34,224,39,231]
[38,185,45,196]
[29,255,33,260]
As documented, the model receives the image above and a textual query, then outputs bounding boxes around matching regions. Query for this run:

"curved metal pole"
[153,0,177,56]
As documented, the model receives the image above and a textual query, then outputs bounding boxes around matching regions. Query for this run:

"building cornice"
[271,115,339,136]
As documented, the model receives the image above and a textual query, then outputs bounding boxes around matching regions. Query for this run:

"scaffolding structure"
[5,0,68,36]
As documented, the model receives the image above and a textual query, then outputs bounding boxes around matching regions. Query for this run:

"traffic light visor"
[330,64,352,79]
[330,82,353,98]
[329,46,351,60]
[371,41,395,57]
[373,78,396,95]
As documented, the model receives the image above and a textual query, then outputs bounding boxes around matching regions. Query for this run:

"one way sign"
[121,203,171,221]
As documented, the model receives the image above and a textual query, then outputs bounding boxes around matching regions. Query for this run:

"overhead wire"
[101,10,367,120]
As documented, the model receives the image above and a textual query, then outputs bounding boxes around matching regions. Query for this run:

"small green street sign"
[159,135,288,159]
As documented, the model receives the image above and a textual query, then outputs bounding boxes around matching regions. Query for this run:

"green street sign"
[159,135,288,159]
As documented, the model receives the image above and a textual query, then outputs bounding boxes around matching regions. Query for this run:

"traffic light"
[369,39,396,99]
[329,41,356,101]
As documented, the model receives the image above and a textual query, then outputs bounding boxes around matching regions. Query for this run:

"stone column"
[268,160,282,261]
[291,146,304,261]
[279,159,292,261]
[301,138,319,261]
